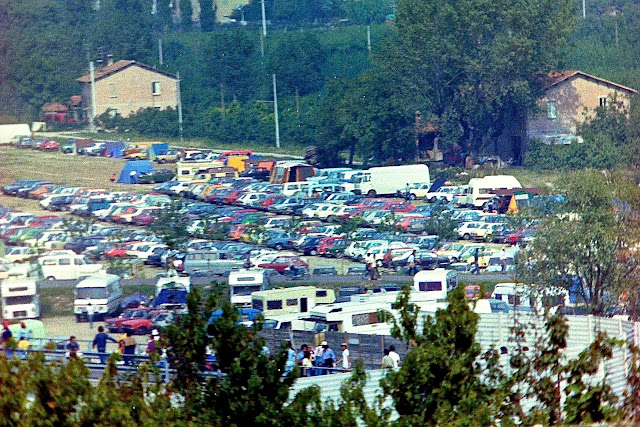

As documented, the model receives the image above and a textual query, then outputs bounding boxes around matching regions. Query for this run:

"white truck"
[1,278,40,320]
[0,123,31,145]
[454,175,522,208]
[342,164,430,197]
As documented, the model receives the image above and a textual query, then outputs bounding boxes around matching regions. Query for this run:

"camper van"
[38,253,103,280]
[412,268,459,300]
[155,274,191,296]
[73,273,124,322]
[341,164,430,197]
[229,269,271,307]
[455,175,522,208]
[180,250,244,276]
[1,278,40,320]
[250,286,335,317]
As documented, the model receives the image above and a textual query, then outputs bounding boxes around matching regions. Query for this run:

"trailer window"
[316,290,328,298]
[252,299,263,310]
[267,300,283,310]
[5,295,34,305]
[418,281,442,292]
[286,298,298,306]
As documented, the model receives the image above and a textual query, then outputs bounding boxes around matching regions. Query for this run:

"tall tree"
[375,0,576,157]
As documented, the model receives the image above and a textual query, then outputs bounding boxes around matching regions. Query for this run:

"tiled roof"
[546,70,637,94]
[77,60,178,83]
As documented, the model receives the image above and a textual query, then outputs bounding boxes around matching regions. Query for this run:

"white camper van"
[342,164,430,197]
[73,273,124,322]
[229,269,270,307]
[455,175,522,208]
[1,278,40,320]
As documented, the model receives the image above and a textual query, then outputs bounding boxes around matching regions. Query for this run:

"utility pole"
[582,0,586,19]
[261,0,267,37]
[89,61,98,133]
[158,39,163,65]
[367,25,371,52]
[177,72,183,143]
[272,74,280,149]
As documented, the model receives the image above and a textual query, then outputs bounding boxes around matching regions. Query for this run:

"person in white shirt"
[388,345,401,368]
[337,343,350,371]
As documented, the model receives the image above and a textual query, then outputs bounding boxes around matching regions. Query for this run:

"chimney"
[107,54,114,66]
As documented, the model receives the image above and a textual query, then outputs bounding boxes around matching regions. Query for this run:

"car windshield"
[76,287,107,299]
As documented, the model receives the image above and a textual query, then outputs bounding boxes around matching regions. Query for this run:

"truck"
[0,124,31,145]
[1,278,40,320]
[341,164,430,197]
[454,175,522,208]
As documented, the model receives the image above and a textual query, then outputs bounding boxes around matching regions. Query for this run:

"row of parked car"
[1,173,533,277]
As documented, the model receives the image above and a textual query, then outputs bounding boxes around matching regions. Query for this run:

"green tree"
[375,0,576,157]
[519,169,640,315]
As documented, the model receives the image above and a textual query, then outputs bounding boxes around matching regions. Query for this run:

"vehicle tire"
[394,265,402,272]
[75,314,81,322]
[275,244,283,251]
[367,190,377,198]
[429,197,438,203]
[463,233,471,240]
[310,250,317,256]
[409,193,417,201]
[336,252,344,259]
[47,276,55,281]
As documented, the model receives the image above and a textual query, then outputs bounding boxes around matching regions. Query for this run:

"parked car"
[137,169,176,184]
[154,149,180,163]
[40,140,60,151]
[312,266,337,276]
[104,308,154,333]
[257,255,308,274]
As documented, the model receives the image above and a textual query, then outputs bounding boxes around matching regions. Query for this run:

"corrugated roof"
[546,70,637,94]
[77,60,178,83]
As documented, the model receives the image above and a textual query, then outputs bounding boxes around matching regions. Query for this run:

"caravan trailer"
[412,268,458,300]
[250,286,335,317]
[1,278,40,320]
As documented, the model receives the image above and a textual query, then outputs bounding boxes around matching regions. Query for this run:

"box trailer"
[0,124,31,145]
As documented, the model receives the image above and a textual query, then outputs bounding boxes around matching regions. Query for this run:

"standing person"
[336,343,350,372]
[284,341,296,375]
[372,257,381,280]
[500,248,507,273]
[388,345,401,368]
[146,332,158,358]
[67,336,80,359]
[92,326,117,364]
[86,303,94,329]
[381,349,394,369]
[17,336,29,360]
[1,321,12,343]
[123,332,137,366]
[296,344,308,365]
[474,247,480,275]
[320,341,336,375]
[301,352,313,377]
[406,250,417,276]
[129,170,137,184]
[404,183,411,201]
[18,322,31,340]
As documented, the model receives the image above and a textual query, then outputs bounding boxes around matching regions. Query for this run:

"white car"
[424,186,459,203]
[455,222,486,240]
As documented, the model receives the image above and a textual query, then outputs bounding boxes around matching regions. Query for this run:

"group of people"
[1,321,32,359]
[64,327,162,365]
[287,340,350,376]
[380,345,402,369]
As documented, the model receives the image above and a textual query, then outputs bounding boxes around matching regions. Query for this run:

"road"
[39,272,515,289]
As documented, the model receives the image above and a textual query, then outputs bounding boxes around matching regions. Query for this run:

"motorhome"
[73,273,124,321]
[176,160,225,182]
[455,175,522,208]
[38,253,103,280]
[491,282,570,312]
[341,164,430,197]
[229,269,271,307]
[250,286,335,316]
[1,278,40,320]
[301,301,394,335]
[155,273,191,296]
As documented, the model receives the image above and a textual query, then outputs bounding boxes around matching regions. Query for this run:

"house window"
[547,101,557,119]
[109,83,118,98]
[152,81,161,95]
[599,97,607,109]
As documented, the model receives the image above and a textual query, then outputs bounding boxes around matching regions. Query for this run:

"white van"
[281,181,311,196]
[342,164,430,197]
[73,273,124,321]
[455,175,522,208]
[38,253,103,280]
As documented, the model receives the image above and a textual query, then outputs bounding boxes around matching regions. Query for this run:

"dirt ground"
[43,316,108,341]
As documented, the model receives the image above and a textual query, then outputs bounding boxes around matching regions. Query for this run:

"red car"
[315,236,344,255]
[41,140,60,151]
[104,308,153,333]
[258,255,308,274]
[121,310,168,335]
